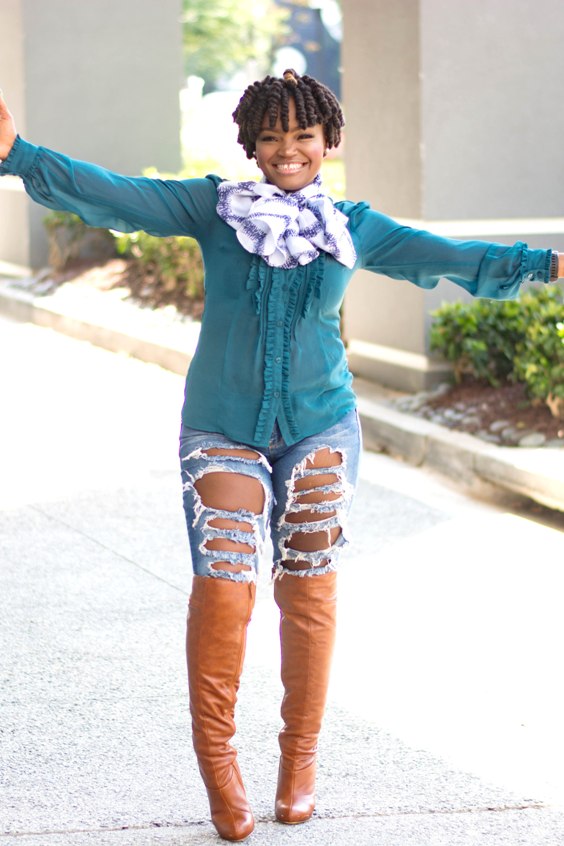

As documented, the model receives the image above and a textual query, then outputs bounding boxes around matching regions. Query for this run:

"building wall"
[420,0,564,220]
[342,0,422,219]
[342,0,564,390]
[0,0,184,268]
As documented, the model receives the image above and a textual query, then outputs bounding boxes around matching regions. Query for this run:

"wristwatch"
[550,251,559,281]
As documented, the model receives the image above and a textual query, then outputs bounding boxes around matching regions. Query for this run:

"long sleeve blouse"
[0,136,553,447]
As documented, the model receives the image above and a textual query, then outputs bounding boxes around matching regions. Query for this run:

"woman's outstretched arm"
[0,92,217,239]
[348,202,563,299]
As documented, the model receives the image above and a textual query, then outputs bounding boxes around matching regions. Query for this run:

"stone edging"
[355,382,564,513]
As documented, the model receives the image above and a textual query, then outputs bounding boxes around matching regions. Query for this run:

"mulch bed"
[425,380,564,441]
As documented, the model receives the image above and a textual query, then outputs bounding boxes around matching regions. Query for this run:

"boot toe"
[275,796,314,824]
[214,808,255,841]
[207,768,255,841]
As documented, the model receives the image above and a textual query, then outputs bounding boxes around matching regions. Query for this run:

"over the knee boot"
[273,570,337,824]
[186,575,256,842]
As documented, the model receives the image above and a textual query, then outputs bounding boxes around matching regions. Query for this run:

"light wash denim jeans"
[179,409,362,583]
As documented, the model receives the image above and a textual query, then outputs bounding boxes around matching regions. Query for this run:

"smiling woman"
[0,65,563,844]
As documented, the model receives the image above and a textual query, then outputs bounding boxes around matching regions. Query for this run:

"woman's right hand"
[0,90,18,161]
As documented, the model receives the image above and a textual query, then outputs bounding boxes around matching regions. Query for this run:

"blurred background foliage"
[182,0,288,94]
[181,0,342,95]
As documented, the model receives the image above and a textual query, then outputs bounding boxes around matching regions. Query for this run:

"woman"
[0,71,562,842]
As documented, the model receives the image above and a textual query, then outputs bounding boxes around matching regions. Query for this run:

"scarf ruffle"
[216,175,357,269]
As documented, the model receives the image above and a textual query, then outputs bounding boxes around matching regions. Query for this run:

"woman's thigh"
[270,409,362,579]
[179,426,274,583]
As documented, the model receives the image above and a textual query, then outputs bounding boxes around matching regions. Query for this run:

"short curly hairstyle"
[233,68,344,159]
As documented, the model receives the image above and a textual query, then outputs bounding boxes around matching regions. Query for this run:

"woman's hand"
[0,90,18,161]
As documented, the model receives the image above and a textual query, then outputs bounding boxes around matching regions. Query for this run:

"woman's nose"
[279,136,297,156]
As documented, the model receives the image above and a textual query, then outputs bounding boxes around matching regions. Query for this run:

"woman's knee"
[274,446,354,577]
[183,446,272,582]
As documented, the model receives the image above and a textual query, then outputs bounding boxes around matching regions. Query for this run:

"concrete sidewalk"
[2,312,564,845]
[1,270,563,513]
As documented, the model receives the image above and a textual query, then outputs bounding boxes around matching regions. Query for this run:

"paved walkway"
[1,314,564,845]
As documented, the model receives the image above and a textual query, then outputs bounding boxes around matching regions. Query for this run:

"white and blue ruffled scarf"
[216,174,356,270]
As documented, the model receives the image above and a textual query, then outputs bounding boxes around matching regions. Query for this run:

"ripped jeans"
[179,409,362,582]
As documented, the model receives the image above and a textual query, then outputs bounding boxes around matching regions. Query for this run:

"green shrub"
[513,295,564,418]
[430,297,526,385]
[113,229,204,303]
[430,286,564,417]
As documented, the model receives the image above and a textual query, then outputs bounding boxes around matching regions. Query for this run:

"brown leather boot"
[186,575,256,842]
[273,570,337,824]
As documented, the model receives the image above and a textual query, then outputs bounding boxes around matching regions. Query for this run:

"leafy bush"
[113,229,204,303]
[513,294,564,418]
[430,285,564,417]
[430,297,525,385]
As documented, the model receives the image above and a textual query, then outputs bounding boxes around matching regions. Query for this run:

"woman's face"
[254,96,326,192]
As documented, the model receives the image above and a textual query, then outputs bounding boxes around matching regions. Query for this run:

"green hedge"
[430,285,564,418]
[113,229,204,303]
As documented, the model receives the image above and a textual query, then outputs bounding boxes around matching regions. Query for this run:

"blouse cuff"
[0,135,40,176]
[521,247,553,285]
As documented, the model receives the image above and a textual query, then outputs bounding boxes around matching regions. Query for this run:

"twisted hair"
[233,68,344,159]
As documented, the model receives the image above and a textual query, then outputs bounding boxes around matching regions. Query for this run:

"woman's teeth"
[275,163,304,172]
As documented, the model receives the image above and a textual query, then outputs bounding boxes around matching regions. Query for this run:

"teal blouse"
[0,136,553,447]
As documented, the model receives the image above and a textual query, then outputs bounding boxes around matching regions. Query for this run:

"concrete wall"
[0,0,184,269]
[342,0,564,390]
[342,0,422,219]
[420,0,564,220]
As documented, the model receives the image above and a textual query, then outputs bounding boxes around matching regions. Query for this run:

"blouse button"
[276,319,283,327]
[273,390,280,398]
[275,356,281,364]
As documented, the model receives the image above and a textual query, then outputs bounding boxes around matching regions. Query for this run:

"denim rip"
[179,410,361,583]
